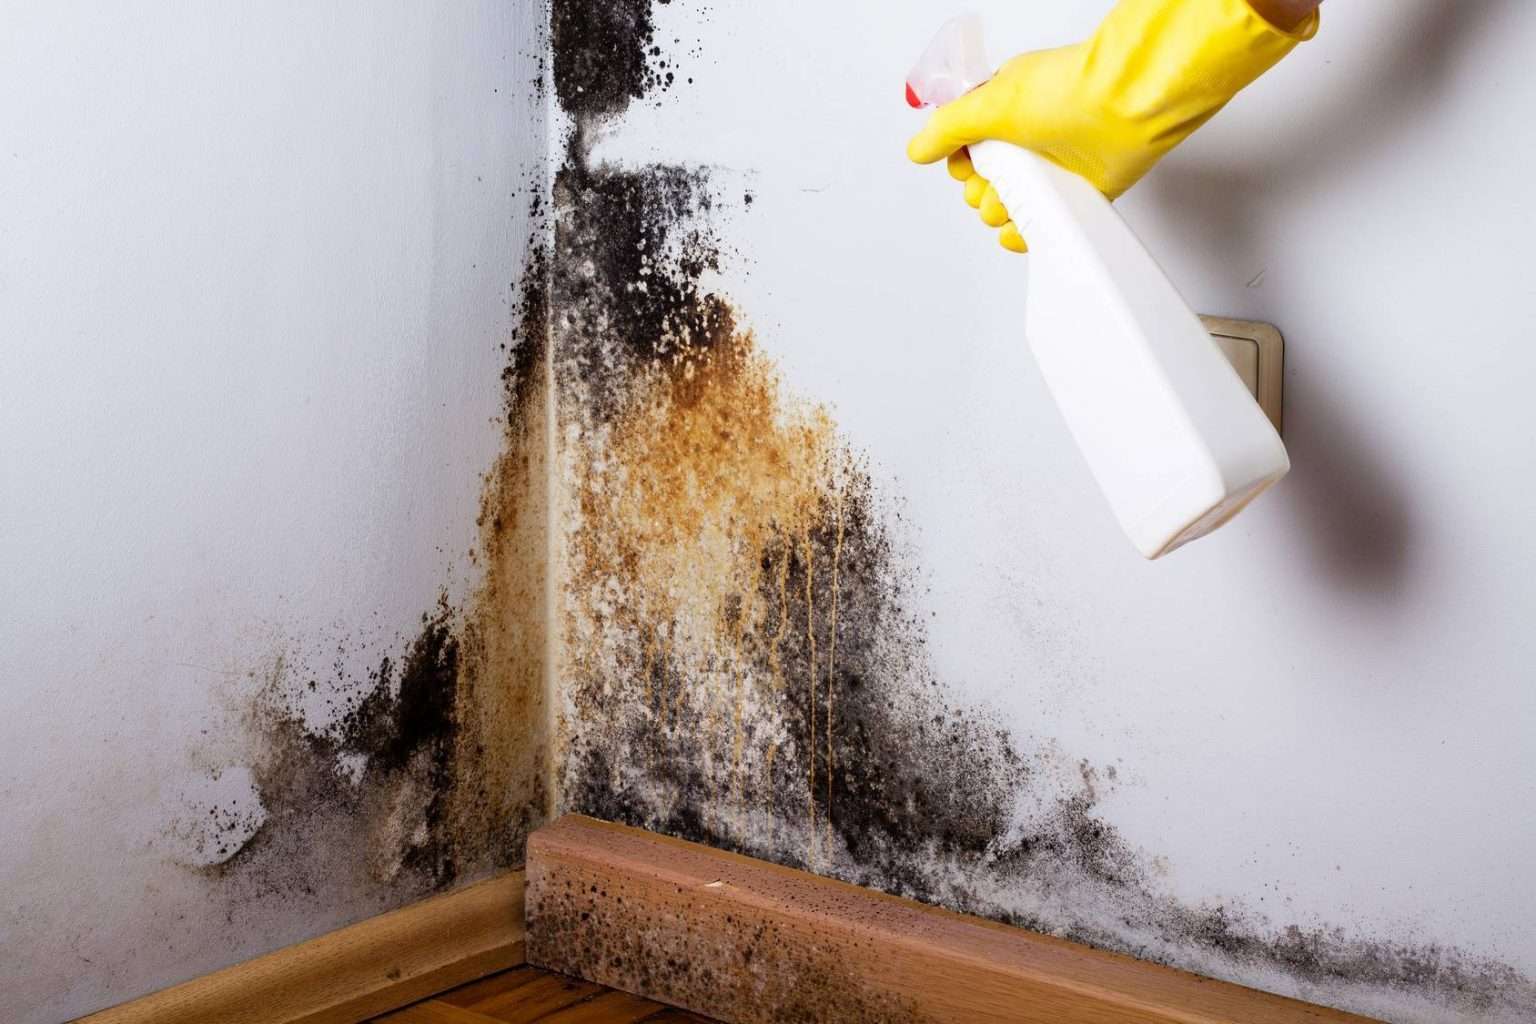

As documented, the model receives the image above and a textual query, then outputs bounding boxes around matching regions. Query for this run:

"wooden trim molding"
[75,870,526,1024]
[526,816,1383,1024]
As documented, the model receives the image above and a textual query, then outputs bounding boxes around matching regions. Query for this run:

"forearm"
[1247,0,1320,32]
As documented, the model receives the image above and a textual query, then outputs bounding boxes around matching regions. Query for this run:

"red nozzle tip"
[905,82,923,108]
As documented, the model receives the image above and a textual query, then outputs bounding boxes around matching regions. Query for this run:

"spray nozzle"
[904,14,992,109]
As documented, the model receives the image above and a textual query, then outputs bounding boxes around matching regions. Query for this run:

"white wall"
[0,4,544,1021]
[582,0,1536,1018]
[7,1,1533,1020]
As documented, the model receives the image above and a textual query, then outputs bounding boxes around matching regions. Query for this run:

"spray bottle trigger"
[904,13,992,109]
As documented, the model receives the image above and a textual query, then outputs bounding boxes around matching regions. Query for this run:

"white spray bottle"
[907,15,1289,559]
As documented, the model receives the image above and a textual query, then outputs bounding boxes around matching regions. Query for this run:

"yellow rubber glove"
[907,0,1318,253]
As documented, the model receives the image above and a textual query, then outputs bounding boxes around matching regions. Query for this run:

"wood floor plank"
[437,966,544,1008]
[392,968,713,1024]
[373,1001,503,1023]
[529,990,667,1023]
[467,974,604,1022]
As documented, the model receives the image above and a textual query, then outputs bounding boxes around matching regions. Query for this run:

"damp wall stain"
[196,262,554,918]
[545,2,1535,1022]
[168,74,557,928]
[185,350,550,930]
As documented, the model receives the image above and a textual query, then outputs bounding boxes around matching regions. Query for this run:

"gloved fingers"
[963,173,988,209]
[906,78,1002,165]
[947,148,975,182]
[979,184,1010,228]
[999,222,1028,254]
[940,141,1025,252]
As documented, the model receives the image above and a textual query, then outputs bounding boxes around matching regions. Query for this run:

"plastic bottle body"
[909,18,1289,557]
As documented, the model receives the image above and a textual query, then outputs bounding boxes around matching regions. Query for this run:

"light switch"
[1201,316,1284,434]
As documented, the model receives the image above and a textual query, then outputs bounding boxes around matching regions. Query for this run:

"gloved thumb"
[905,79,1000,165]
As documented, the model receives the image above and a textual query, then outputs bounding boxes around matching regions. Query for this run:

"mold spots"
[200,594,542,912]
[556,324,845,843]
[551,0,681,120]
[553,160,734,423]
[528,859,924,1024]
[160,765,267,869]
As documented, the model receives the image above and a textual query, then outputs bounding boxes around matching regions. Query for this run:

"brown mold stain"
[559,321,848,850]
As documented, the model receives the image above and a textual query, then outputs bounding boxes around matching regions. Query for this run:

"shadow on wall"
[1269,0,1508,183]
[1157,158,1421,602]
[1142,0,1518,602]
[1284,371,1416,595]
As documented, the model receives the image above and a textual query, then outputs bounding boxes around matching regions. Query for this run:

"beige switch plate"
[1201,315,1284,434]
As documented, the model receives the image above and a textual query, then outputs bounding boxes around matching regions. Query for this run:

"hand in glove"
[907,0,1319,252]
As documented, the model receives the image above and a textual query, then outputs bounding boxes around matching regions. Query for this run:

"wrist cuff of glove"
[1244,0,1321,42]
[1088,0,1318,127]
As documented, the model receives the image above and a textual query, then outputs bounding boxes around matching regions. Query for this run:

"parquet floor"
[371,964,717,1024]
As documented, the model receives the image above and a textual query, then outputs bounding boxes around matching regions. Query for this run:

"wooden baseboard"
[76,871,525,1024]
[526,816,1383,1024]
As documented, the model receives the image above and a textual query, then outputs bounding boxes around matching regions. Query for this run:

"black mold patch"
[549,0,738,424]
[771,485,1034,890]
[206,603,530,903]
[553,160,734,424]
[333,610,460,881]
[498,230,551,433]
[552,0,678,120]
